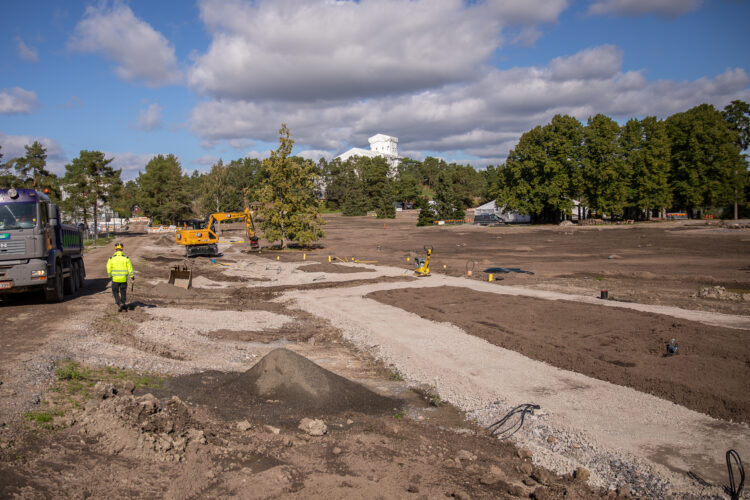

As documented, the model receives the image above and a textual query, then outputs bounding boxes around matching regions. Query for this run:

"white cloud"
[588,0,702,18]
[16,38,39,62]
[107,152,160,180]
[190,44,750,167]
[0,87,39,114]
[549,45,623,81]
[0,132,67,174]
[68,4,181,87]
[188,0,567,101]
[135,103,163,131]
[192,155,219,166]
[297,150,334,162]
[65,95,83,108]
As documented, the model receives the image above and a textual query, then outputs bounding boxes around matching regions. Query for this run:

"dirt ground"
[0,212,748,499]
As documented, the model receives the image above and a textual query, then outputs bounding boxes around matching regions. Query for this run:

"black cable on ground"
[487,403,540,440]
[726,449,744,500]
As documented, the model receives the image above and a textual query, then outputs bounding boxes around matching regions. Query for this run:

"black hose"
[487,403,540,440]
[727,449,744,500]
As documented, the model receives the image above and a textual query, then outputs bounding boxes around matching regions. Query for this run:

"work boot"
[117,304,125,312]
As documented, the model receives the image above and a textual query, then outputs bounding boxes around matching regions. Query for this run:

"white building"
[337,134,400,169]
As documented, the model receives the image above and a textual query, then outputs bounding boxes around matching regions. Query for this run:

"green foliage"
[360,156,395,218]
[723,100,750,151]
[56,360,88,381]
[387,369,404,381]
[666,104,744,213]
[136,154,192,224]
[61,150,122,231]
[14,141,55,192]
[257,124,324,247]
[417,204,436,226]
[621,117,672,218]
[583,114,630,215]
[433,170,464,220]
[497,116,583,222]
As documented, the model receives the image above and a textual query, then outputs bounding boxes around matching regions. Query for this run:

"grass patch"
[387,369,404,382]
[727,288,750,294]
[23,410,64,430]
[392,412,404,419]
[24,360,166,430]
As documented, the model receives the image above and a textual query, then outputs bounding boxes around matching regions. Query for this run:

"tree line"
[491,101,749,222]
[2,100,747,246]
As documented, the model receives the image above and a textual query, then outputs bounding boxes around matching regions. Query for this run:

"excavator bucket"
[168,264,193,289]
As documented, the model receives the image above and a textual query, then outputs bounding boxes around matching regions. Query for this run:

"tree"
[433,170,464,220]
[723,100,750,219]
[583,114,629,216]
[417,204,436,226]
[498,115,583,222]
[621,117,672,219]
[257,124,324,247]
[360,156,395,218]
[62,150,121,240]
[199,160,232,214]
[137,154,192,224]
[340,161,369,216]
[14,141,55,191]
[666,104,743,217]
[0,144,14,187]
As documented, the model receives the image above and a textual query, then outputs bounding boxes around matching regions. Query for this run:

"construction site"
[0,212,748,499]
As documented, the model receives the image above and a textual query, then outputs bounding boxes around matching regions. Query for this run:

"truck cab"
[0,188,85,301]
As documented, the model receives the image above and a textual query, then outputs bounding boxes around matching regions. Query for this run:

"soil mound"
[152,233,176,247]
[221,348,396,413]
[165,349,399,423]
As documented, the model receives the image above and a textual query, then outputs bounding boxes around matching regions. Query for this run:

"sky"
[1,0,749,181]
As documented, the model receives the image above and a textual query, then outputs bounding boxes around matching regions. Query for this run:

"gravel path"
[281,272,750,497]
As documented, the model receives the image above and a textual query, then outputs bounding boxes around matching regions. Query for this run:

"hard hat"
[114,242,123,250]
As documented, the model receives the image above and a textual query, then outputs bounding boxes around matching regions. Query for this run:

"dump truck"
[175,208,259,257]
[0,188,85,302]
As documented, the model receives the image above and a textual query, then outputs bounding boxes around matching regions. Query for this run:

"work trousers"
[112,281,128,307]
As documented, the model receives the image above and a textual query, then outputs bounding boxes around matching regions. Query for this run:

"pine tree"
[137,154,192,224]
[257,124,324,247]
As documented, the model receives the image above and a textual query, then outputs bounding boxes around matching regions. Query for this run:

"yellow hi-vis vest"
[106,251,134,283]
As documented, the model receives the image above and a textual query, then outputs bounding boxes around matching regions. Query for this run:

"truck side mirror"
[48,204,59,227]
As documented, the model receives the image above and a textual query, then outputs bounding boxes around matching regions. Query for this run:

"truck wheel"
[75,261,85,290]
[45,264,64,303]
[64,264,77,295]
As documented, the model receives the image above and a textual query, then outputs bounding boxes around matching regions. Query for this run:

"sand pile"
[152,233,177,247]
[169,349,398,422]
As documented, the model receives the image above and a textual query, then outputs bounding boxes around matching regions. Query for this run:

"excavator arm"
[176,207,259,257]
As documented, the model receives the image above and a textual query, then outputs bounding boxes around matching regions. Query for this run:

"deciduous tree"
[257,124,324,247]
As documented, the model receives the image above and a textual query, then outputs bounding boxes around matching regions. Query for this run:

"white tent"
[474,200,531,224]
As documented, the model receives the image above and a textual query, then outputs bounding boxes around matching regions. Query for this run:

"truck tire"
[45,264,64,303]
[74,261,84,290]
[64,264,77,295]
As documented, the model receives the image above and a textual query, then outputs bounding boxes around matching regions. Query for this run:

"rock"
[450,489,471,500]
[137,393,160,413]
[532,486,550,500]
[93,382,116,400]
[608,254,622,260]
[547,436,557,443]
[456,449,477,461]
[332,447,342,455]
[523,477,537,486]
[443,458,460,469]
[236,420,252,432]
[407,484,419,493]
[507,484,526,497]
[532,468,553,486]
[264,425,281,435]
[298,418,327,436]
[573,467,590,483]
[346,419,354,425]
[518,462,533,475]
[117,380,135,395]
[559,220,573,226]
[516,448,532,460]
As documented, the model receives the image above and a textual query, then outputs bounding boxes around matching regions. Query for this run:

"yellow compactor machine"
[175,208,259,257]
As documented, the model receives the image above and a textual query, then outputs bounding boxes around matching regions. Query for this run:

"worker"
[106,242,134,312]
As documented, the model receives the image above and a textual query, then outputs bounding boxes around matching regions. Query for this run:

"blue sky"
[1,0,748,180]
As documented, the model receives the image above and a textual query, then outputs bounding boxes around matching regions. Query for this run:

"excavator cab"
[175,208,259,257]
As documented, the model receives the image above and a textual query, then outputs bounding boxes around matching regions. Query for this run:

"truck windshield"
[0,202,37,230]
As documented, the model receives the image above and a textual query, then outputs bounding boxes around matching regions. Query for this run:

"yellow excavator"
[175,208,260,257]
